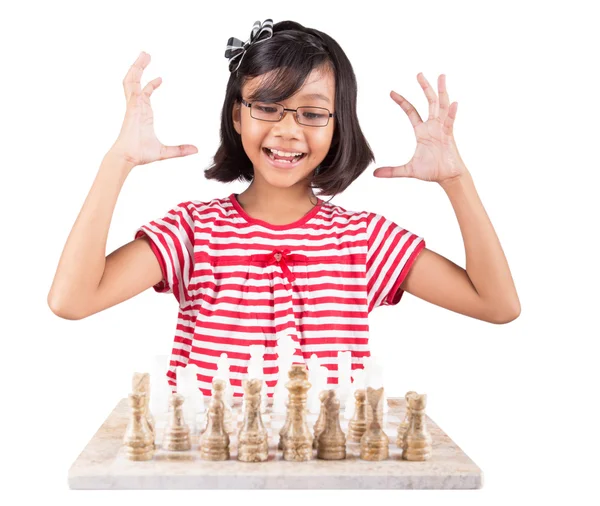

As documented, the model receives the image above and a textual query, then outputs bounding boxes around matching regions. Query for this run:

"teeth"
[267,148,304,157]
[267,151,296,163]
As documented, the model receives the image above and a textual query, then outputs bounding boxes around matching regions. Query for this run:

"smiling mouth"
[262,147,308,163]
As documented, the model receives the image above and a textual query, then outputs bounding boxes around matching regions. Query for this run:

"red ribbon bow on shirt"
[252,248,308,283]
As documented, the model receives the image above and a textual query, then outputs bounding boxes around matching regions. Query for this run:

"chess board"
[68,397,483,489]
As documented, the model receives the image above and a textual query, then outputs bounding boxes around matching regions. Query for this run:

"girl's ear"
[232,101,242,135]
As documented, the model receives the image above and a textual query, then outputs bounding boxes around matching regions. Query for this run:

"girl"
[48,19,520,399]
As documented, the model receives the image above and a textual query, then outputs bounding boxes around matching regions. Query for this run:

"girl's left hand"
[373,73,467,185]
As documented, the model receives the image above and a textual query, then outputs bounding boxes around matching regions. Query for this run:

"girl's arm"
[47,151,163,320]
[400,170,521,324]
[49,52,198,319]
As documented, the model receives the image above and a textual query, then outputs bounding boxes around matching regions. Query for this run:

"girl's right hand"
[110,51,198,168]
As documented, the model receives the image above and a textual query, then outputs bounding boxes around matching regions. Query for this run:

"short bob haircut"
[204,20,375,200]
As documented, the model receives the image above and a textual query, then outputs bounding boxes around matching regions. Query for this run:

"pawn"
[272,337,297,415]
[347,389,369,443]
[402,393,433,461]
[397,391,417,447]
[162,393,191,451]
[247,344,268,414]
[312,390,328,449]
[344,368,366,419]
[359,387,389,461]
[237,378,269,462]
[204,378,235,435]
[306,354,321,413]
[199,396,230,461]
[336,351,353,413]
[316,390,346,460]
[216,353,234,409]
[123,393,154,461]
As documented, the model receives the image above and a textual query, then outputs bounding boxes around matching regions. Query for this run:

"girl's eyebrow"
[297,92,331,104]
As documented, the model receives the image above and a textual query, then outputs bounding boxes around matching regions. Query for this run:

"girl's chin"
[256,168,315,188]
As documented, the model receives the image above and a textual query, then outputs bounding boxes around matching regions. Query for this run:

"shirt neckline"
[229,192,324,230]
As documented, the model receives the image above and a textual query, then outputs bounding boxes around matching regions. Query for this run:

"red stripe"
[385,239,426,306]
[135,230,168,292]
[370,230,415,309]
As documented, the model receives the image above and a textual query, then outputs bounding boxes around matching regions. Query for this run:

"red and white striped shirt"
[135,193,425,398]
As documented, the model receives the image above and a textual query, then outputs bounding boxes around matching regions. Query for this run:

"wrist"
[104,149,137,175]
[439,168,471,191]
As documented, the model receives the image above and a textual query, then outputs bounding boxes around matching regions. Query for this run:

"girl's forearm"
[48,151,135,318]
[439,169,521,319]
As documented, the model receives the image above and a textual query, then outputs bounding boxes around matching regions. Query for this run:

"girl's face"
[232,68,336,191]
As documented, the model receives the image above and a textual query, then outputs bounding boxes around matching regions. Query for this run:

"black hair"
[204,20,375,200]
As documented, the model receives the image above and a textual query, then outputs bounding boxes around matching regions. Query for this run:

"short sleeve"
[365,212,426,311]
[134,201,195,304]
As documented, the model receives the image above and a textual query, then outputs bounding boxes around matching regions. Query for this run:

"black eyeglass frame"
[240,98,335,127]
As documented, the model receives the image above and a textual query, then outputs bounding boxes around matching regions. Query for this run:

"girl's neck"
[236,183,320,225]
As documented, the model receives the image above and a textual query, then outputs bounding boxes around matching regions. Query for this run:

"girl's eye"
[256,105,278,113]
[302,113,323,119]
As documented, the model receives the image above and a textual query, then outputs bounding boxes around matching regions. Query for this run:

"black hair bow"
[225,19,274,73]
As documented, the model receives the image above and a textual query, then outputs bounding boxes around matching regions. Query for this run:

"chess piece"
[312,390,328,449]
[344,367,366,419]
[198,396,230,461]
[272,335,297,414]
[247,344,267,414]
[151,380,175,436]
[132,372,155,449]
[397,391,418,447]
[306,354,320,413]
[175,365,202,433]
[364,387,381,427]
[359,387,389,461]
[187,364,205,410]
[347,389,369,443]
[162,393,191,451]
[364,356,389,415]
[185,364,207,431]
[316,389,346,460]
[123,393,154,461]
[204,378,235,434]
[277,397,290,450]
[402,393,433,461]
[282,364,314,461]
[237,378,269,462]
[336,351,353,413]
[216,353,234,408]
[149,357,174,433]
[308,357,329,415]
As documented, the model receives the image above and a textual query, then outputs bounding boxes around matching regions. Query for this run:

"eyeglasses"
[241,98,335,127]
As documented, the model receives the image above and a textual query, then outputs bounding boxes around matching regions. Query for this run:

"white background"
[2,0,598,503]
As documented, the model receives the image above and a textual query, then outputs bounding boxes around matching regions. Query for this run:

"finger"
[123,51,150,102]
[438,74,449,123]
[390,90,423,128]
[417,73,439,121]
[442,102,458,137]
[142,77,162,97]
[159,144,199,160]
[373,162,413,178]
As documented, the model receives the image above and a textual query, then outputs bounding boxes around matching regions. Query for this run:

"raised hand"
[373,73,466,184]
[110,51,198,168]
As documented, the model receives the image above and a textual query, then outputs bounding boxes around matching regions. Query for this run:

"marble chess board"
[68,396,482,489]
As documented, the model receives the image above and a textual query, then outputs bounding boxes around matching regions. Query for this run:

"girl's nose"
[277,109,302,130]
